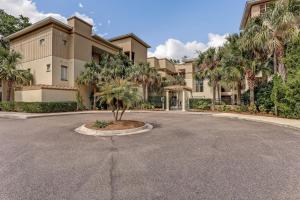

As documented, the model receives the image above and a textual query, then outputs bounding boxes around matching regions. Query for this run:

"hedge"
[0,102,77,113]
[189,98,212,110]
[148,96,164,108]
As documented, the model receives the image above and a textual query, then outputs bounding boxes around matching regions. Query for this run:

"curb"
[212,114,300,131]
[75,123,153,137]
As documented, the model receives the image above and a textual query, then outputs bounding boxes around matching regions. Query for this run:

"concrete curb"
[212,113,300,131]
[75,123,153,137]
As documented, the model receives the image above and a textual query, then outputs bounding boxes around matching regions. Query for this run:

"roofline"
[92,34,122,51]
[109,33,151,48]
[67,16,93,27]
[240,0,272,30]
[6,17,72,40]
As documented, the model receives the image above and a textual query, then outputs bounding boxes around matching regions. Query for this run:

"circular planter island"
[75,120,153,137]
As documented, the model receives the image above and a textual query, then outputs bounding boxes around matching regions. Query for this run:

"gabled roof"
[240,0,272,30]
[6,17,73,40]
[109,33,151,48]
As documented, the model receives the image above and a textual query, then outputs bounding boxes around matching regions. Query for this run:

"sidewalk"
[213,113,300,130]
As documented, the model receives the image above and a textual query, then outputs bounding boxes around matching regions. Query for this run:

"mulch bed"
[86,120,145,131]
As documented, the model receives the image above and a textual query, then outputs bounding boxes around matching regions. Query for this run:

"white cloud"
[107,19,111,25]
[0,0,66,23]
[98,23,102,26]
[78,2,83,8]
[207,33,228,48]
[74,12,94,25]
[0,0,95,27]
[148,33,228,60]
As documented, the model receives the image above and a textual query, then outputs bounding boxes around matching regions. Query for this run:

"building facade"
[3,17,149,107]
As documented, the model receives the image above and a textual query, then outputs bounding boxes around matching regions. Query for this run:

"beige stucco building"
[2,16,150,107]
[240,0,274,29]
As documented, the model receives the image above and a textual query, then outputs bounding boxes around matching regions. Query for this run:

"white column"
[182,90,186,112]
[166,90,169,111]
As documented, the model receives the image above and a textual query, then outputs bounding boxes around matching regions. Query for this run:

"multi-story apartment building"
[240,0,273,29]
[3,16,149,107]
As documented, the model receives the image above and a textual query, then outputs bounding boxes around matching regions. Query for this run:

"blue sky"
[1,0,247,59]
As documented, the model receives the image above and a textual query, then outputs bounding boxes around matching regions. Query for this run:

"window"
[260,3,267,14]
[61,65,68,81]
[46,64,51,72]
[63,40,67,46]
[39,38,45,45]
[196,79,204,92]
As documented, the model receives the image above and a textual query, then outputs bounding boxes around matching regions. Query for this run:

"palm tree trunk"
[237,81,242,106]
[273,51,277,74]
[145,84,149,102]
[6,80,13,102]
[93,86,97,110]
[142,84,146,102]
[249,87,255,106]
[231,89,235,105]
[212,85,216,111]
[217,83,220,104]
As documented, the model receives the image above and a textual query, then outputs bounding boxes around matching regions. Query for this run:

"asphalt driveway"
[0,112,299,200]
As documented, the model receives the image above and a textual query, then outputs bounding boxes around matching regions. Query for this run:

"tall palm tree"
[258,0,300,80]
[76,60,101,110]
[240,17,270,106]
[130,62,160,102]
[221,34,245,105]
[0,48,32,101]
[195,47,222,110]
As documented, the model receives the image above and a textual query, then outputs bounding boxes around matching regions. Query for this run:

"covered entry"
[164,85,192,111]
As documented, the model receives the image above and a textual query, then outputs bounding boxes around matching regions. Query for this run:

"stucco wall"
[15,90,42,102]
[15,89,76,102]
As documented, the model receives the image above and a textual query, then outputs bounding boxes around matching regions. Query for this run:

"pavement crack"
[109,137,118,200]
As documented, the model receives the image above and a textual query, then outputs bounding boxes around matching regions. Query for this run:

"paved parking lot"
[0,112,299,200]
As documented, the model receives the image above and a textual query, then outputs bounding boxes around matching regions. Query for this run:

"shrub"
[0,101,77,113]
[189,98,212,110]
[248,104,257,114]
[141,102,155,110]
[234,105,248,113]
[93,120,110,129]
[258,105,267,113]
[0,101,15,111]
[148,96,164,108]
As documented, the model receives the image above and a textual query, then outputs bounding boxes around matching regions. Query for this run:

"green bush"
[248,104,257,114]
[141,102,155,110]
[189,98,211,110]
[148,96,164,108]
[93,120,111,128]
[0,101,15,111]
[258,105,267,113]
[0,101,77,113]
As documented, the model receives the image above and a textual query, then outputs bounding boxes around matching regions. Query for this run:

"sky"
[0,0,247,59]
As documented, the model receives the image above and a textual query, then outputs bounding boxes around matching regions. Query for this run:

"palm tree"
[76,60,101,110]
[221,34,245,105]
[195,47,222,110]
[96,79,140,121]
[258,0,300,80]
[240,17,270,106]
[130,62,160,102]
[0,48,32,101]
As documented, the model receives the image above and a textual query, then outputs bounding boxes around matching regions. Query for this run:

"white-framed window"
[46,64,51,72]
[61,65,68,81]
[196,79,204,92]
